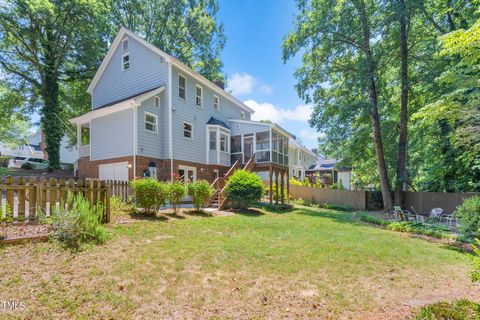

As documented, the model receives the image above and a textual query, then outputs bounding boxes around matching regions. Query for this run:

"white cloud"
[299,128,325,142]
[227,73,272,96]
[244,99,313,123]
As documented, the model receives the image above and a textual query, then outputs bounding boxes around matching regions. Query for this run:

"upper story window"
[183,122,192,139]
[179,74,186,100]
[122,54,130,71]
[145,112,157,133]
[240,111,245,120]
[122,38,129,53]
[213,95,219,110]
[209,130,216,150]
[154,96,160,108]
[196,85,203,107]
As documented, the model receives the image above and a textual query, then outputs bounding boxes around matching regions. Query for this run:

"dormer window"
[122,54,130,71]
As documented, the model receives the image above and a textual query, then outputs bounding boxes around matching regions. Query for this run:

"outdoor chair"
[429,208,443,221]
[393,206,416,221]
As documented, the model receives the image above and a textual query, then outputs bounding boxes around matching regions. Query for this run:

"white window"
[122,38,129,53]
[209,130,217,150]
[196,85,203,107]
[145,112,157,133]
[183,122,192,139]
[154,96,160,108]
[122,54,130,71]
[220,132,229,152]
[179,74,186,100]
[240,111,245,120]
[213,95,219,110]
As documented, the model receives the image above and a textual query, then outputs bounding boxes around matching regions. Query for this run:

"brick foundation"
[77,156,229,183]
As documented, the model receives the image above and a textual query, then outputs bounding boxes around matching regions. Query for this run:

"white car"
[8,156,49,169]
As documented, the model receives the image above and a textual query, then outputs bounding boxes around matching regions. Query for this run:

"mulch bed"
[0,222,51,244]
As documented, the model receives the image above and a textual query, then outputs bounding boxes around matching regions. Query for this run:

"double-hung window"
[209,131,217,150]
[196,85,203,107]
[145,112,157,133]
[213,95,219,110]
[179,74,186,99]
[183,122,192,139]
[220,132,229,152]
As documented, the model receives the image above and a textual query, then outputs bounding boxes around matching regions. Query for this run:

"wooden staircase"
[208,154,256,210]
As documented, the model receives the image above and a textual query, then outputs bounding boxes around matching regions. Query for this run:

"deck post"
[269,165,273,205]
[286,169,290,204]
[275,169,279,205]
[280,170,285,204]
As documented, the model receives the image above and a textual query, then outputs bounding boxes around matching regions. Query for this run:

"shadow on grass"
[441,242,473,254]
[164,212,186,220]
[128,212,169,222]
[183,209,213,217]
[233,208,264,217]
[294,206,366,227]
[253,203,294,214]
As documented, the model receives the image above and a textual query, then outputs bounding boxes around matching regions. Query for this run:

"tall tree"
[283,0,393,208]
[110,0,226,82]
[0,80,31,146]
[0,0,110,168]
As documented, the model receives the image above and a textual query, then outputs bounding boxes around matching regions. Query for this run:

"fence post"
[17,177,26,219]
[101,180,110,223]
[5,176,14,216]
[29,177,37,219]
[49,178,58,214]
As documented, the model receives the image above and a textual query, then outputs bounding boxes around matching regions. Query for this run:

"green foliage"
[456,196,480,241]
[415,299,480,320]
[0,82,30,146]
[265,182,286,203]
[289,178,303,186]
[225,170,265,210]
[470,239,480,283]
[358,212,391,227]
[20,162,34,170]
[303,177,310,187]
[187,180,214,212]
[49,193,109,251]
[168,181,186,214]
[320,203,353,211]
[0,156,10,167]
[110,196,135,216]
[130,179,167,214]
[386,221,450,239]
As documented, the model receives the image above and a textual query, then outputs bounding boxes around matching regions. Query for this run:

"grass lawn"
[1,206,479,319]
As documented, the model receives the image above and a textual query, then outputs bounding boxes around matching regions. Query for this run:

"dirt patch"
[1,222,50,240]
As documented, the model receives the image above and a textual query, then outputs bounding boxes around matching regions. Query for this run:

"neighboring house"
[288,136,318,181]
[306,159,353,190]
[0,131,77,164]
[71,28,292,189]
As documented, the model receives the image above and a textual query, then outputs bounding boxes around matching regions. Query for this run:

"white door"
[178,165,196,183]
[99,162,129,181]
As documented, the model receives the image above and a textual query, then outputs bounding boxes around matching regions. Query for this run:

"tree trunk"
[357,0,393,210]
[394,0,409,207]
[40,29,63,169]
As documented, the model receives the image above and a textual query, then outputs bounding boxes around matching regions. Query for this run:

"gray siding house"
[71,28,291,186]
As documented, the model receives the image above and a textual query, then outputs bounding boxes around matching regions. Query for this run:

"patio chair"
[393,206,416,221]
[429,208,443,221]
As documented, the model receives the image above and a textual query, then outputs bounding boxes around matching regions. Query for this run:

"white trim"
[183,121,193,140]
[213,94,219,111]
[168,62,173,182]
[178,73,187,101]
[178,165,197,183]
[195,84,203,108]
[206,127,210,165]
[87,28,254,114]
[121,53,130,71]
[144,111,158,133]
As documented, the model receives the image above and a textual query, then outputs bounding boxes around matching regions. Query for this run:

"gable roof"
[207,117,230,129]
[87,27,254,114]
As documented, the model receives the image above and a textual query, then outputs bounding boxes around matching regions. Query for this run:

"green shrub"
[320,203,353,211]
[187,180,214,212]
[168,181,186,214]
[303,177,310,186]
[130,178,167,214]
[225,170,265,210]
[415,299,480,320]
[456,196,480,241]
[110,196,135,216]
[470,239,480,282]
[265,182,286,202]
[358,212,391,227]
[0,156,10,167]
[50,193,109,251]
[289,178,303,186]
[386,221,449,239]
[21,162,34,169]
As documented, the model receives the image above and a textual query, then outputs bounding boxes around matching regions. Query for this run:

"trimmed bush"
[224,170,265,210]
[187,180,214,212]
[456,196,480,241]
[130,178,167,214]
[168,180,186,214]
[386,221,449,239]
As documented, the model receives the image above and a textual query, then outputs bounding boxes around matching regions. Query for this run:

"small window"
[220,133,229,152]
[154,96,160,108]
[122,38,129,53]
[122,54,130,71]
[196,85,203,107]
[179,74,186,100]
[209,131,216,150]
[145,112,157,133]
[183,122,192,139]
[240,111,245,120]
[213,95,219,110]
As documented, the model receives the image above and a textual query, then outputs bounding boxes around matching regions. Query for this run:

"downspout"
[133,103,138,179]
[168,61,173,182]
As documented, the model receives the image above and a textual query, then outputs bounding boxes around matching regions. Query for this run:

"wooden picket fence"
[0,176,130,223]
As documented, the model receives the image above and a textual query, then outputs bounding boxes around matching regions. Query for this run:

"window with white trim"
[209,130,217,150]
[145,112,157,133]
[240,111,245,120]
[183,122,192,139]
[220,132,229,152]
[179,74,186,99]
[196,85,203,107]
[122,54,130,71]
[154,96,160,108]
[213,95,219,110]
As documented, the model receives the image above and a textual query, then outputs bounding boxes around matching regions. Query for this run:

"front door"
[243,135,254,163]
[178,165,197,183]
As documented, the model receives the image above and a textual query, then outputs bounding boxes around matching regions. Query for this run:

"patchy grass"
[0,206,479,319]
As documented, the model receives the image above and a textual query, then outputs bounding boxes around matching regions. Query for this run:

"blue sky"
[218,0,320,150]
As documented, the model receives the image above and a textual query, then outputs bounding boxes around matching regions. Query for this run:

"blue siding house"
[71,28,291,193]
